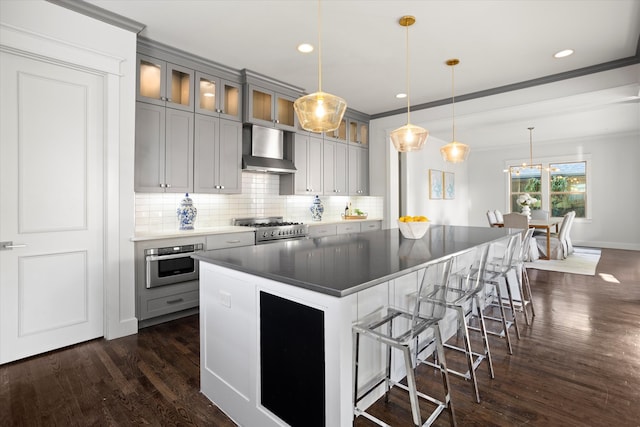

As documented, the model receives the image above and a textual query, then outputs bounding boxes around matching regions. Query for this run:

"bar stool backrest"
[413,257,453,322]
[492,233,520,273]
[448,244,491,298]
[516,227,535,264]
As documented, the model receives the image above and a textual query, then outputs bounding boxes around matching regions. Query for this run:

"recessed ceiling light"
[396,93,407,99]
[554,49,574,58]
[297,43,314,53]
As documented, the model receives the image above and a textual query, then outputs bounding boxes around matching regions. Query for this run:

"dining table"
[495,218,561,260]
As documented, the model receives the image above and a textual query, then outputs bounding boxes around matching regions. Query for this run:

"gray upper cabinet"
[280,132,323,195]
[245,84,297,131]
[194,115,242,194]
[135,102,194,193]
[323,139,348,195]
[348,144,369,196]
[137,54,194,112]
[195,71,242,121]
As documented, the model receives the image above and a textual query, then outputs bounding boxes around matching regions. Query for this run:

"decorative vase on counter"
[309,195,324,222]
[521,205,531,220]
[177,193,197,230]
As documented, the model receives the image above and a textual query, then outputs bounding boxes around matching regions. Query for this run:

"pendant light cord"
[451,64,456,142]
[405,22,411,123]
[529,127,534,166]
[317,0,322,93]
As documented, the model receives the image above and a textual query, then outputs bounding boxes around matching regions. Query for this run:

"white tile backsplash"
[135,172,384,233]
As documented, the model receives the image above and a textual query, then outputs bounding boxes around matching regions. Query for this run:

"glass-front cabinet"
[137,54,194,112]
[324,117,347,143]
[348,118,368,146]
[246,84,297,131]
[195,71,241,121]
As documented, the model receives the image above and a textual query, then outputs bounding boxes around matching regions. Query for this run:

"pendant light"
[294,0,347,133]
[390,15,428,152]
[440,58,470,163]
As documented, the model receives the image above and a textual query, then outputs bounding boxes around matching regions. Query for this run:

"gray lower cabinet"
[135,102,194,193]
[135,232,254,328]
[348,145,369,196]
[323,139,348,195]
[280,132,323,195]
[194,115,242,194]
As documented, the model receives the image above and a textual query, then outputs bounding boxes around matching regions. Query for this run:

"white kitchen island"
[193,226,515,427]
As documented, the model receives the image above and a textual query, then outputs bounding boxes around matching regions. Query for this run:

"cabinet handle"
[166,184,171,188]
[166,298,184,305]
[159,184,165,188]
[275,119,280,124]
[220,185,224,189]
[226,240,241,244]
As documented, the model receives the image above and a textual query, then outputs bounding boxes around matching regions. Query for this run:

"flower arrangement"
[517,193,538,207]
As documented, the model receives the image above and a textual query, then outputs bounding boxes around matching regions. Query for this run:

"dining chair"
[494,210,504,224]
[530,209,549,221]
[564,211,576,255]
[486,210,498,227]
[534,211,573,259]
[502,212,528,230]
[353,257,457,427]
[418,244,494,404]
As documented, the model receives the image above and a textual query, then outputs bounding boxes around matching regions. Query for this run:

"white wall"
[1,0,138,338]
[469,132,640,250]
[370,66,640,251]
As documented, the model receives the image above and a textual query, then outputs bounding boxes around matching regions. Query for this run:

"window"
[507,159,589,219]
[549,161,586,218]
[509,166,541,213]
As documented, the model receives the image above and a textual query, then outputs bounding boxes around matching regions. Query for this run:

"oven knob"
[262,231,269,238]
[271,231,277,237]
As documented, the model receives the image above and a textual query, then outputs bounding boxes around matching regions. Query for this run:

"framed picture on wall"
[429,169,443,199]
[444,172,455,199]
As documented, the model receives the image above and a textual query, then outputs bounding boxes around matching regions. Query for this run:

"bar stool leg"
[352,330,360,408]
[457,305,481,403]
[434,326,457,427]
[402,346,422,427]
[494,283,513,354]
[474,294,495,378]
[504,276,521,339]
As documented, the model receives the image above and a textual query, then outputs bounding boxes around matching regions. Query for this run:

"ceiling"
[84,0,640,148]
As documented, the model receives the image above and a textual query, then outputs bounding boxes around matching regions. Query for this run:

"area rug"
[525,247,601,275]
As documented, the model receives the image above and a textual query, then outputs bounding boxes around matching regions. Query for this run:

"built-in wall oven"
[145,243,204,288]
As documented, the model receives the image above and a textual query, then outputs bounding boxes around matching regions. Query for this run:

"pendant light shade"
[391,15,428,152]
[440,58,470,163]
[295,91,347,133]
[294,0,347,132]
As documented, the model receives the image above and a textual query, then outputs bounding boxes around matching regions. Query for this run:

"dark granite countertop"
[193,225,515,297]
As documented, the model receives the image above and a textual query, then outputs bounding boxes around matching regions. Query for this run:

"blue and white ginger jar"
[310,195,324,222]
[177,193,197,230]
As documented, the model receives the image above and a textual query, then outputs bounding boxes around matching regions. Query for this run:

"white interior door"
[0,52,105,364]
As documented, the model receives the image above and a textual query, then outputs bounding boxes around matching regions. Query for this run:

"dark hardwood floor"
[1,248,639,427]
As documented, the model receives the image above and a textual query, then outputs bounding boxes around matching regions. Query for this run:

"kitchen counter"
[196,224,517,426]
[131,225,252,242]
[193,225,513,297]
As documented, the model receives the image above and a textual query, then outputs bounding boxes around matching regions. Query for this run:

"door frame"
[1,23,137,343]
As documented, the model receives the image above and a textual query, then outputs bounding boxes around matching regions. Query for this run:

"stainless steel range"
[233,216,309,245]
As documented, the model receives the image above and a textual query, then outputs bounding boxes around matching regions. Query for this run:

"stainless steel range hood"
[242,125,297,174]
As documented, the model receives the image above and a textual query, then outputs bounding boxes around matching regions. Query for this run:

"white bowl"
[398,220,430,239]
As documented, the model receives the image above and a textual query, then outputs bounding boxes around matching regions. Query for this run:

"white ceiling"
[85,0,640,148]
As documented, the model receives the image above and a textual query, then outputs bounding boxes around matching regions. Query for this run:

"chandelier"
[390,15,428,152]
[294,0,347,132]
[505,127,557,175]
[440,58,470,163]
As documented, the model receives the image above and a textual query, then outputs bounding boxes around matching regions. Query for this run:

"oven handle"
[146,251,200,262]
